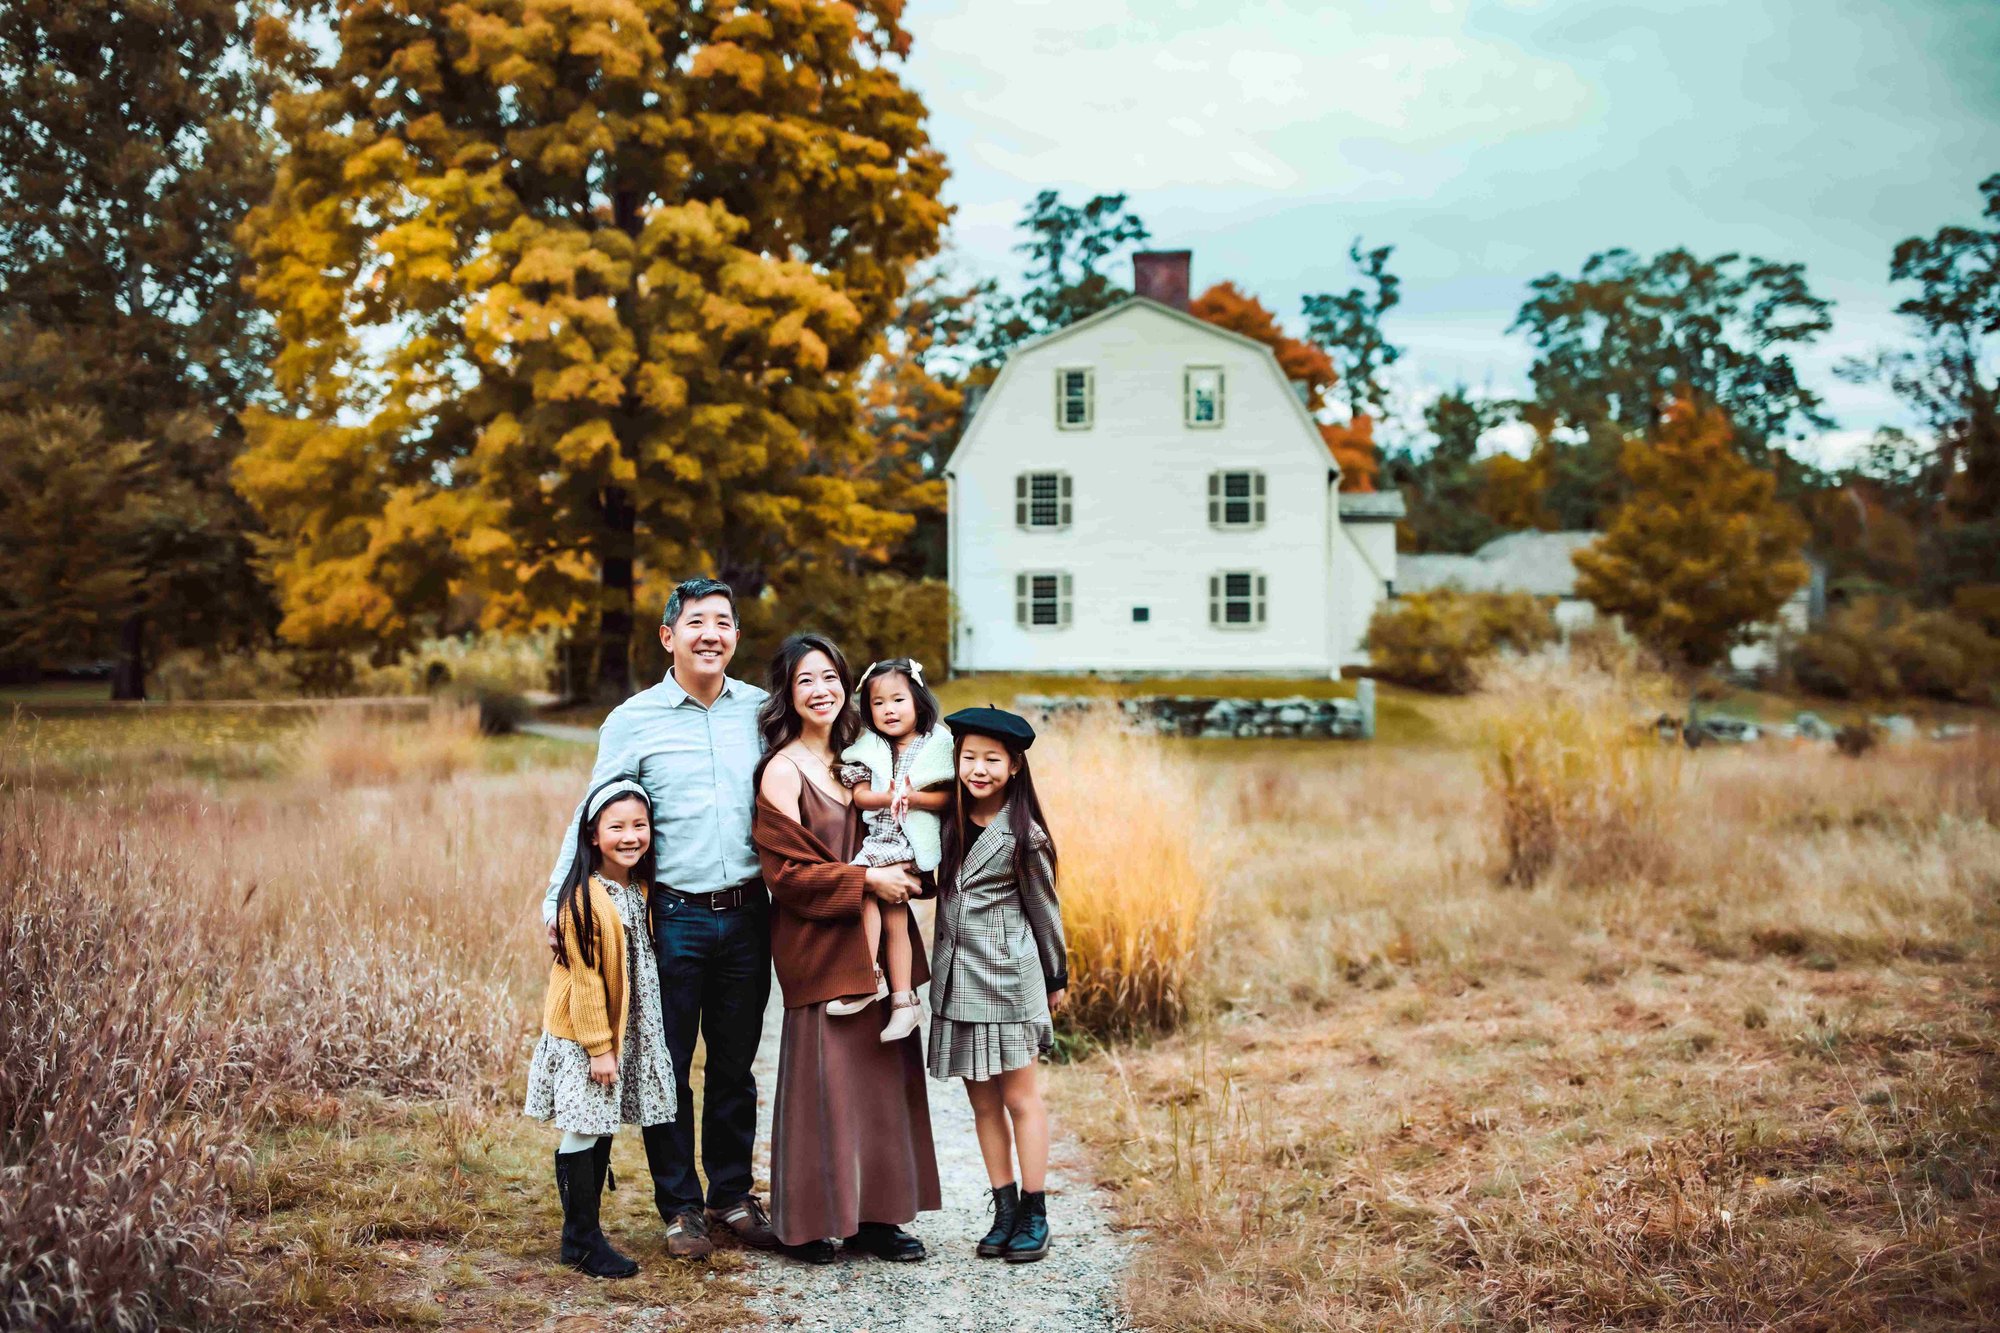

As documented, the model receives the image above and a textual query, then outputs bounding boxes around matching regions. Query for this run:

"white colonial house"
[944,251,1400,678]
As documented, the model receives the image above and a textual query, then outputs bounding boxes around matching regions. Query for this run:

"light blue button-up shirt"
[542,670,770,924]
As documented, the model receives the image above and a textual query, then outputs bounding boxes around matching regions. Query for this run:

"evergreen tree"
[976,191,1149,361]
[239,0,950,699]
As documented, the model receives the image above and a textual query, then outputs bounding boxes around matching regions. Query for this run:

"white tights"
[559,1130,602,1155]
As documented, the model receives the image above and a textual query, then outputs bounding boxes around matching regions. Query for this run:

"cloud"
[907,0,1595,194]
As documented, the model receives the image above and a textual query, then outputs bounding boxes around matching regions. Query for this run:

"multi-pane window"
[1056,368,1094,429]
[1185,366,1224,427]
[1014,472,1073,530]
[1208,571,1267,629]
[1207,470,1266,528]
[1015,572,1073,629]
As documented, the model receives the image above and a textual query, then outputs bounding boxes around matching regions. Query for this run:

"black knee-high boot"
[555,1145,639,1278]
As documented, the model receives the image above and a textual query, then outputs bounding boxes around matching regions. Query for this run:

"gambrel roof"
[942,296,1344,484]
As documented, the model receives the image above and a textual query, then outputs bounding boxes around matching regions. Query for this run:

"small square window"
[1185,366,1224,427]
[1057,368,1094,429]
[1132,606,1150,623]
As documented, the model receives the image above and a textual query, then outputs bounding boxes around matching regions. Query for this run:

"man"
[542,576,776,1258]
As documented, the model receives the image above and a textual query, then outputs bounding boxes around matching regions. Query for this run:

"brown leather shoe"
[665,1206,715,1260]
[706,1194,779,1250]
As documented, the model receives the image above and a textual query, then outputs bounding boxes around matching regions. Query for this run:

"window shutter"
[1208,574,1221,625]
[1015,474,1029,529]
[1059,573,1073,627]
[1055,371,1065,427]
[1216,369,1226,425]
[1255,574,1268,625]
[1252,472,1266,525]
[1059,473,1073,528]
[1207,471,1221,525]
[1015,574,1029,627]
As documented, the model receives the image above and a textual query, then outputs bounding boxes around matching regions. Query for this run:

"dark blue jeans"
[641,886,771,1216]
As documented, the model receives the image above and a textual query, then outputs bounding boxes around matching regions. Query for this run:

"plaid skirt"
[926,1014,1053,1082]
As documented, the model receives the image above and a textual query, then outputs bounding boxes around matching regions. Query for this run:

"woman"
[750,632,942,1263]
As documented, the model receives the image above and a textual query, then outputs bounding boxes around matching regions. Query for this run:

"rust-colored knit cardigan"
[754,796,931,1010]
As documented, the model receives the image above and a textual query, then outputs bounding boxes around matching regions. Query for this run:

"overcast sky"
[896,0,2000,462]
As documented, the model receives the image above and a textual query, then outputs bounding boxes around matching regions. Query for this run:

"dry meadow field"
[3,660,1996,1331]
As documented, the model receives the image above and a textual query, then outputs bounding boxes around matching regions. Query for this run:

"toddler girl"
[832,657,954,1042]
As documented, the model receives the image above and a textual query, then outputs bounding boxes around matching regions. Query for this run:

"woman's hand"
[589,1051,618,1087]
[865,864,920,904]
[1048,988,1068,1013]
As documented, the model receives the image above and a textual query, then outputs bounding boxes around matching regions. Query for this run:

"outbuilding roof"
[1397,530,1598,598]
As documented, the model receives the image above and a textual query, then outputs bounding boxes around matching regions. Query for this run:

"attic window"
[1207,470,1266,528]
[1015,472,1073,530]
[1056,368,1094,429]
[1185,366,1224,427]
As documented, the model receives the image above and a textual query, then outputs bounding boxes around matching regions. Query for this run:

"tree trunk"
[592,486,636,704]
[110,612,147,701]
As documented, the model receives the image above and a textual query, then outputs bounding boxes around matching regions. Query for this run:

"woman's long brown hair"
[936,732,1058,891]
[752,632,859,794]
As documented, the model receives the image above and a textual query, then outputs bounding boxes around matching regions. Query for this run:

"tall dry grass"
[1033,716,1212,1043]
[286,698,484,787]
[1477,650,1681,887]
[0,731,566,1326]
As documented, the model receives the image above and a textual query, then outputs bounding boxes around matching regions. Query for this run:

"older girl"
[930,707,1069,1263]
[524,777,677,1278]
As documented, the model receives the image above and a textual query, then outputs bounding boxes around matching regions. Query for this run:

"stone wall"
[1014,692,1372,740]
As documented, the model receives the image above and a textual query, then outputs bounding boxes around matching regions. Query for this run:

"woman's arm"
[756,760,874,921]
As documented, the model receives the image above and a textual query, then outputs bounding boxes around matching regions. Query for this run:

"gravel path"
[741,929,1134,1333]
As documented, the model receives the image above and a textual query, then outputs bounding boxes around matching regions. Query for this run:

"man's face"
[661,593,738,681]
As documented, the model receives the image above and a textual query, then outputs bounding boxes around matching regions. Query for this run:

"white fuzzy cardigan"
[839,724,955,872]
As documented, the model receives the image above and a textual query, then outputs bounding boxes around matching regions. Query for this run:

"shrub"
[735,570,952,680]
[155,631,558,704]
[1787,601,1998,703]
[1366,588,1559,693]
[1479,651,1680,887]
[1030,716,1210,1043]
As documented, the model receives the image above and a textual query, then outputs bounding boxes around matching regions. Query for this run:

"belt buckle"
[708,891,731,911]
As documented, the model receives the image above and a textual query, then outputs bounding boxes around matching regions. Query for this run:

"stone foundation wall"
[1014,692,1372,740]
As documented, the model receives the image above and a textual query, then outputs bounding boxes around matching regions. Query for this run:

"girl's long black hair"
[937,733,1058,892]
[550,777,658,970]
[857,657,940,743]
[753,632,860,792]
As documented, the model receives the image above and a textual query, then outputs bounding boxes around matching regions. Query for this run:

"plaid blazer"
[930,801,1068,1024]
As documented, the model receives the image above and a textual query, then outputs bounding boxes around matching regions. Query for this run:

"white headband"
[586,778,650,822]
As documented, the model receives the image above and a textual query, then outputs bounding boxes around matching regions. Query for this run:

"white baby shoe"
[879,991,923,1042]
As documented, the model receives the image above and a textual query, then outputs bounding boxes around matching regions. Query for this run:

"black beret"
[943,706,1036,750]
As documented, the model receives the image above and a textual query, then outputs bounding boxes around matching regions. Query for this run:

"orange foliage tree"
[1189,282,1377,490]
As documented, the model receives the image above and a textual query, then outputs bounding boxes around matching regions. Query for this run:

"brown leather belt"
[655,877,765,911]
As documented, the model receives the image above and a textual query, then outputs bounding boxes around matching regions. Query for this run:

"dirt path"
[740,956,1134,1333]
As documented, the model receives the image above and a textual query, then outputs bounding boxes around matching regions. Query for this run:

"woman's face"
[789,649,845,731]
[867,673,916,739]
[957,734,1019,801]
[590,796,652,875]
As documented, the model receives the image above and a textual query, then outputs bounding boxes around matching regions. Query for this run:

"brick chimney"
[1132,250,1191,310]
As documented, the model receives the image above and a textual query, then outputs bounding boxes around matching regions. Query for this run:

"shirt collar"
[660,667,737,708]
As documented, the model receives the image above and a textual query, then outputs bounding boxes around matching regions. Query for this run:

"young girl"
[928,706,1069,1263]
[524,777,677,1278]
[831,658,955,1043]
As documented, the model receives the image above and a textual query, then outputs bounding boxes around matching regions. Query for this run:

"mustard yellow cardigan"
[541,875,647,1059]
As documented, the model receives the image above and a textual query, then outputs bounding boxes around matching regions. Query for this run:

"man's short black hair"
[662,576,737,629]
